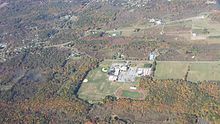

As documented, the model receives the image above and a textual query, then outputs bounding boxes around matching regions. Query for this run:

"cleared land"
[155,61,220,82]
[79,60,220,103]
[188,62,220,82]
[78,60,146,103]
[154,61,189,80]
[192,14,220,41]
[78,66,121,103]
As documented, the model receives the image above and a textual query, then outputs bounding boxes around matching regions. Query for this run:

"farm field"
[192,14,220,41]
[155,61,220,82]
[154,61,189,80]
[187,62,220,82]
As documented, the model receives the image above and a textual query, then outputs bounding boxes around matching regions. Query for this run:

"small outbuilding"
[130,86,137,90]
[149,52,157,61]
[83,79,88,83]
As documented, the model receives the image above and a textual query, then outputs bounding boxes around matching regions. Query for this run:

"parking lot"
[118,67,137,82]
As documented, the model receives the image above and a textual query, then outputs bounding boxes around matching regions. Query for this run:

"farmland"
[154,61,189,80]
[155,61,220,82]
[188,62,220,82]
[192,13,220,41]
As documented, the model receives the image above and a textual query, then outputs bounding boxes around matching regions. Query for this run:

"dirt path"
[44,41,72,49]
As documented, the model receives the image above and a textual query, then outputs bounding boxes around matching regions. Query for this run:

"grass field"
[79,60,220,103]
[187,62,220,82]
[78,60,147,103]
[192,15,220,40]
[155,61,220,82]
[78,66,121,103]
[154,61,189,80]
[121,90,142,99]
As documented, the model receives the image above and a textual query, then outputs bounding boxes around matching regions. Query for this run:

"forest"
[0,0,220,123]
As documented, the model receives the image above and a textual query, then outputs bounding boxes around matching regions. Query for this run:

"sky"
[217,0,220,8]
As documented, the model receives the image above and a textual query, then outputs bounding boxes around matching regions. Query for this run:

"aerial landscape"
[0,0,220,123]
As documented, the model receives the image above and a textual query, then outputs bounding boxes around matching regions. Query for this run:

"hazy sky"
[217,0,220,7]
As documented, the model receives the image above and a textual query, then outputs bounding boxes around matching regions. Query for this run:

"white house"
[155,20,162,25]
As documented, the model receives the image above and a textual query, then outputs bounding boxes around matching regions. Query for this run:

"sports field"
[78,60,143,103]
[121,90,143,99]
[78,67,121,103]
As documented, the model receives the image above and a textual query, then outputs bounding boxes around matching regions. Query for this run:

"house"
[149,18,162,25]
[149,18,156,23]
[206,0,216,4]
[112,33,117,37]
[149,52,157,61]
[155,20,162,25]
[192,33,197,37]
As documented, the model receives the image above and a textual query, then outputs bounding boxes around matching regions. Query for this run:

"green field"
[79,60,220,103]
[121,90,142,99]
[78,66,121,103]
[188,62,220,82]
[192,15,220,39]
[155,61,220,82]
[154,61,189,80]
[78,60,146,103]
